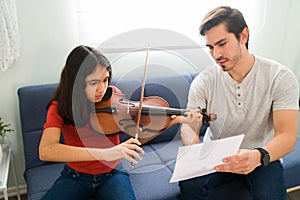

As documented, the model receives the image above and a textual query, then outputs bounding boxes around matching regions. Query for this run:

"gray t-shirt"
[188,55,299,149]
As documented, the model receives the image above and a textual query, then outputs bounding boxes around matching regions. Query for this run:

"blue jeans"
[179,161,286,200]
[42,164,136,200]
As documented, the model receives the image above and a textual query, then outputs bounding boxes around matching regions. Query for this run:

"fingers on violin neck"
[210,114,217,121]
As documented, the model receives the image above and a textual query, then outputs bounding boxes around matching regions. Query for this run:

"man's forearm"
[180,124,201,146]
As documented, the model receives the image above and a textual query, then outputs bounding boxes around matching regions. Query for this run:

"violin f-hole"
[119,98,135,107]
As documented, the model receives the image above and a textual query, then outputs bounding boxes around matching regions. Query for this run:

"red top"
[43,90,121,174]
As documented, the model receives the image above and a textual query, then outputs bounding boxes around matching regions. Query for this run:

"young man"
[179,6,299,200]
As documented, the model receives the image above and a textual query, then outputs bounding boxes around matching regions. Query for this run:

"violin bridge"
[127,101,130,114]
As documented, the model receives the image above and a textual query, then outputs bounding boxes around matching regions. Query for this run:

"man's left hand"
[214,149,261,174]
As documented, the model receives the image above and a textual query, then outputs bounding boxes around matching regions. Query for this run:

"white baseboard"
[287,185,300,193]
[0,184,27,199]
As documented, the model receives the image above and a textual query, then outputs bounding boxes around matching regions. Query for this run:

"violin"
[90,87,216,140]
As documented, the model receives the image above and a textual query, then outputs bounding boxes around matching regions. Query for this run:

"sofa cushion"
[128,167,180,200]
[122,140,182,200]
[24,163,64,200]
[282,137,300,189]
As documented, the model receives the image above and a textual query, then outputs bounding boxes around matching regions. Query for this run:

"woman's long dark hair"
[49,45,112,127]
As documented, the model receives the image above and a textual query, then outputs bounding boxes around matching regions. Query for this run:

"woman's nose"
[96,83,104,92]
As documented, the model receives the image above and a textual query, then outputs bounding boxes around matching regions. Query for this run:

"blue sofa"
[17,72,300,200]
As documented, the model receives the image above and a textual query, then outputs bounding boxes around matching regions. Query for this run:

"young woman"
[39,45,145,200]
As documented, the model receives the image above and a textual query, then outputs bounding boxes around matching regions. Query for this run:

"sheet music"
[170,134,245,183]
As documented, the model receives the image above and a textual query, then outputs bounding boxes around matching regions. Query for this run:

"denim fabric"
[41,163,136,200]
[179,161,286,200]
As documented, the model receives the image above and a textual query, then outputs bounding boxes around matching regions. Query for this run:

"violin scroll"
[198,107,217,127]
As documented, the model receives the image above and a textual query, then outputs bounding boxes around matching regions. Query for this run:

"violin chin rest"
[101,87,112,101]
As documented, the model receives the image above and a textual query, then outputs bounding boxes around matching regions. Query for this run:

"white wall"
[0,0,79,190]
[252,0,300,76]
[0,0,299,194]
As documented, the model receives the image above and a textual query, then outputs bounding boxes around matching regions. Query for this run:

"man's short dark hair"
[199,6,249,49]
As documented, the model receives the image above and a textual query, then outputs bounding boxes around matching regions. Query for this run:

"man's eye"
[219,42,226,46]
[207,46,213,50]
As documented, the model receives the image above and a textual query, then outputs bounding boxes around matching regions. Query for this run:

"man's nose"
[213,47,222,59]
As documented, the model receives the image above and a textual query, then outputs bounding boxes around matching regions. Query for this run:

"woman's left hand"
[214,149,261,174]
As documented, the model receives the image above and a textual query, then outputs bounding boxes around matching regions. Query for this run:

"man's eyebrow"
[206,38,227,47]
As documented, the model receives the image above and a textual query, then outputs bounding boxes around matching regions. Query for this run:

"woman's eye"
[89,81,98,86]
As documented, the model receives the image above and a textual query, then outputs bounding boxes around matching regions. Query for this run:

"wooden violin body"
[90,90,216,140]
[90,92,170,137]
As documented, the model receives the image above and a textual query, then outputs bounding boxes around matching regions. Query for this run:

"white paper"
[170,134,245,183]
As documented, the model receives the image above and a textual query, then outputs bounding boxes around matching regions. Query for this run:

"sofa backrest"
[17,72,198,170]
[18,83,58,169]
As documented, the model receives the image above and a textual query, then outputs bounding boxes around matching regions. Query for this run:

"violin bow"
[135,47,150,141]
[131,47,149,167]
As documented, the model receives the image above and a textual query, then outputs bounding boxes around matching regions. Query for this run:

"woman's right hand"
[99,138,145,164]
